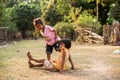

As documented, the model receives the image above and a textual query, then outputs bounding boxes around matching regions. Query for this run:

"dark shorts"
[46,42,60,54]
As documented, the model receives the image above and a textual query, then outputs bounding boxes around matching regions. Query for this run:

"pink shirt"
[44,25,61,45]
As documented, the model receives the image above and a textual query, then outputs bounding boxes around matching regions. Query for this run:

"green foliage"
[4,3,41,38]
[64,7,82,22]
[77,11,102,35]
[107,2,120,23]
[2,0,119,38]
[54,22,75,40]
[88,0,119,25]
[41,0,63,26]
[72,0,95,9]
[55,0,70,15]
[94,21,103,35]
[2,8,17,30]
[88,0,118,4]
[77,11,95,27]
[6,0,40,7]
[40,0,49,14]
[42,6,63,26]
[0,2,6,27]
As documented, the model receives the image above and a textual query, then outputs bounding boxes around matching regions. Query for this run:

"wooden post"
[103,24,111,44]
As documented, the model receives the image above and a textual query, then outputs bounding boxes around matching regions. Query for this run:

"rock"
[113,49,120,54]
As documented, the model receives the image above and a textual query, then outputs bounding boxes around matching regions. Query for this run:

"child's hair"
[60,38,71,49]
[33,18,44,26]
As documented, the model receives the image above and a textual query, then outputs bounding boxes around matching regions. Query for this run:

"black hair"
[33,18,44,26]
[60,38,71,49]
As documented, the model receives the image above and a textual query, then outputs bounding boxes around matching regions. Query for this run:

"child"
[33,17,61,60]
[27,38,75,74]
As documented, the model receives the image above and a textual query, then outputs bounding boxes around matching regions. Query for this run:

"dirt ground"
[0,40,120,80]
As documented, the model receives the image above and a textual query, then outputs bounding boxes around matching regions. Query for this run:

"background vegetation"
[0,0,120,39]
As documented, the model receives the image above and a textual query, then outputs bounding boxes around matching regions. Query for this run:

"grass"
[0,39,120,80]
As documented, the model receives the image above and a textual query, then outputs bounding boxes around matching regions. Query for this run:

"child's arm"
[69,54,75,69]
[40,30,47,38]
[40,30,50,41]
[60,50,66,74]
[54,29,57,41]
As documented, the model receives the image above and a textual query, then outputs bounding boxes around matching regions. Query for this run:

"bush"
[3,8,17,30]
[77,11,102,35]
[54,22,75,40]
[4,3,41,38]
[107,2,120,24]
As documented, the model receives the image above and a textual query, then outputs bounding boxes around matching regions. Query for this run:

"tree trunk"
[96,0,99,21]
[103,24,111,44]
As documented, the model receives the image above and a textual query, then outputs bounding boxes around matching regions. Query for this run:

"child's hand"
[55,36,61,42]
[45,37,51,41]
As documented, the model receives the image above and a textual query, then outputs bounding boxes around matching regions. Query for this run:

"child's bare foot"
[28,60,33,68]
[27,52,33,60]
[71,67,76,70]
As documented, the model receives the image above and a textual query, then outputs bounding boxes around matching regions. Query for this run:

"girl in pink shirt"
[33,18,61,60]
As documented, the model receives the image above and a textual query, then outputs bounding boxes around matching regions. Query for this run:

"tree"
[64,7,82,22]
[0,0,5,27]
[40,0,49,14]
[40,0,64,26]
[88,0,119,24]
[108,1,120,23]
[8,3,41,38]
